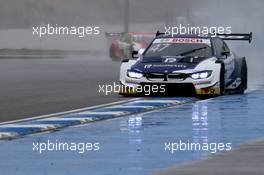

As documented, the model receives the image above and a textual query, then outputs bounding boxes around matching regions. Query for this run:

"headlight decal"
[127,70,144,79]
[190,71,212,80]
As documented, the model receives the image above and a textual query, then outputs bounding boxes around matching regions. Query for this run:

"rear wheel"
[237,60,247,93]
[219,65,225,95]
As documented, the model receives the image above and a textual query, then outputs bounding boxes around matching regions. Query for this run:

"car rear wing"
[105,32,121,37]
[155,31,253,43]
[105,32,122,45]
[216,32,252,43]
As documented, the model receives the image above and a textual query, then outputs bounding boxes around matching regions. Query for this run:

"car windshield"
[144,38,213,58]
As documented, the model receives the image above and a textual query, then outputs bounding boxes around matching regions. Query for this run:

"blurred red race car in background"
[105,32,155,60]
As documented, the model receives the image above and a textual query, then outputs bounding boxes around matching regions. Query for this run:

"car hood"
[131,56,206,73]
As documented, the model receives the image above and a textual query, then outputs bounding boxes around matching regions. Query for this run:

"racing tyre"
[219,65,225,96]
[237,59,247,94]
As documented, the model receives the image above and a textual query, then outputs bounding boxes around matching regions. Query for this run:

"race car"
[106,32,155,60]
[119,31,252,96]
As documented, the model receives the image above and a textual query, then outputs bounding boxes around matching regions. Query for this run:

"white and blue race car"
[119,32,252,96]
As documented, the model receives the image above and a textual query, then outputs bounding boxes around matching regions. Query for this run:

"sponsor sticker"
[199,87,220,95]
[143,64,187,69]
[153,38,211,45]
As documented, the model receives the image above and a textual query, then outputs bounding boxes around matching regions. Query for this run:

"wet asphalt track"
[0,54,124,122]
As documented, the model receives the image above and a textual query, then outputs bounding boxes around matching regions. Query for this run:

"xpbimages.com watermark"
[32,140,100,154]
[32,24,100,37]
[98,81,166,96]
[164,24,232,37]
[164,140,232,154]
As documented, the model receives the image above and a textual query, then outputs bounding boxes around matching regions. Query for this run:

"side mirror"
[131,48,145,59]
[131,51,139,59]
[221,50,230,57]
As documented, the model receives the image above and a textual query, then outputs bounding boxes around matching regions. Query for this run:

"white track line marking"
[132,100,182,103]
[39,117,94,122]
[0,124,57,129]
[0,132,19,138]
[105,105,155,109]
[73,111,129,116]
